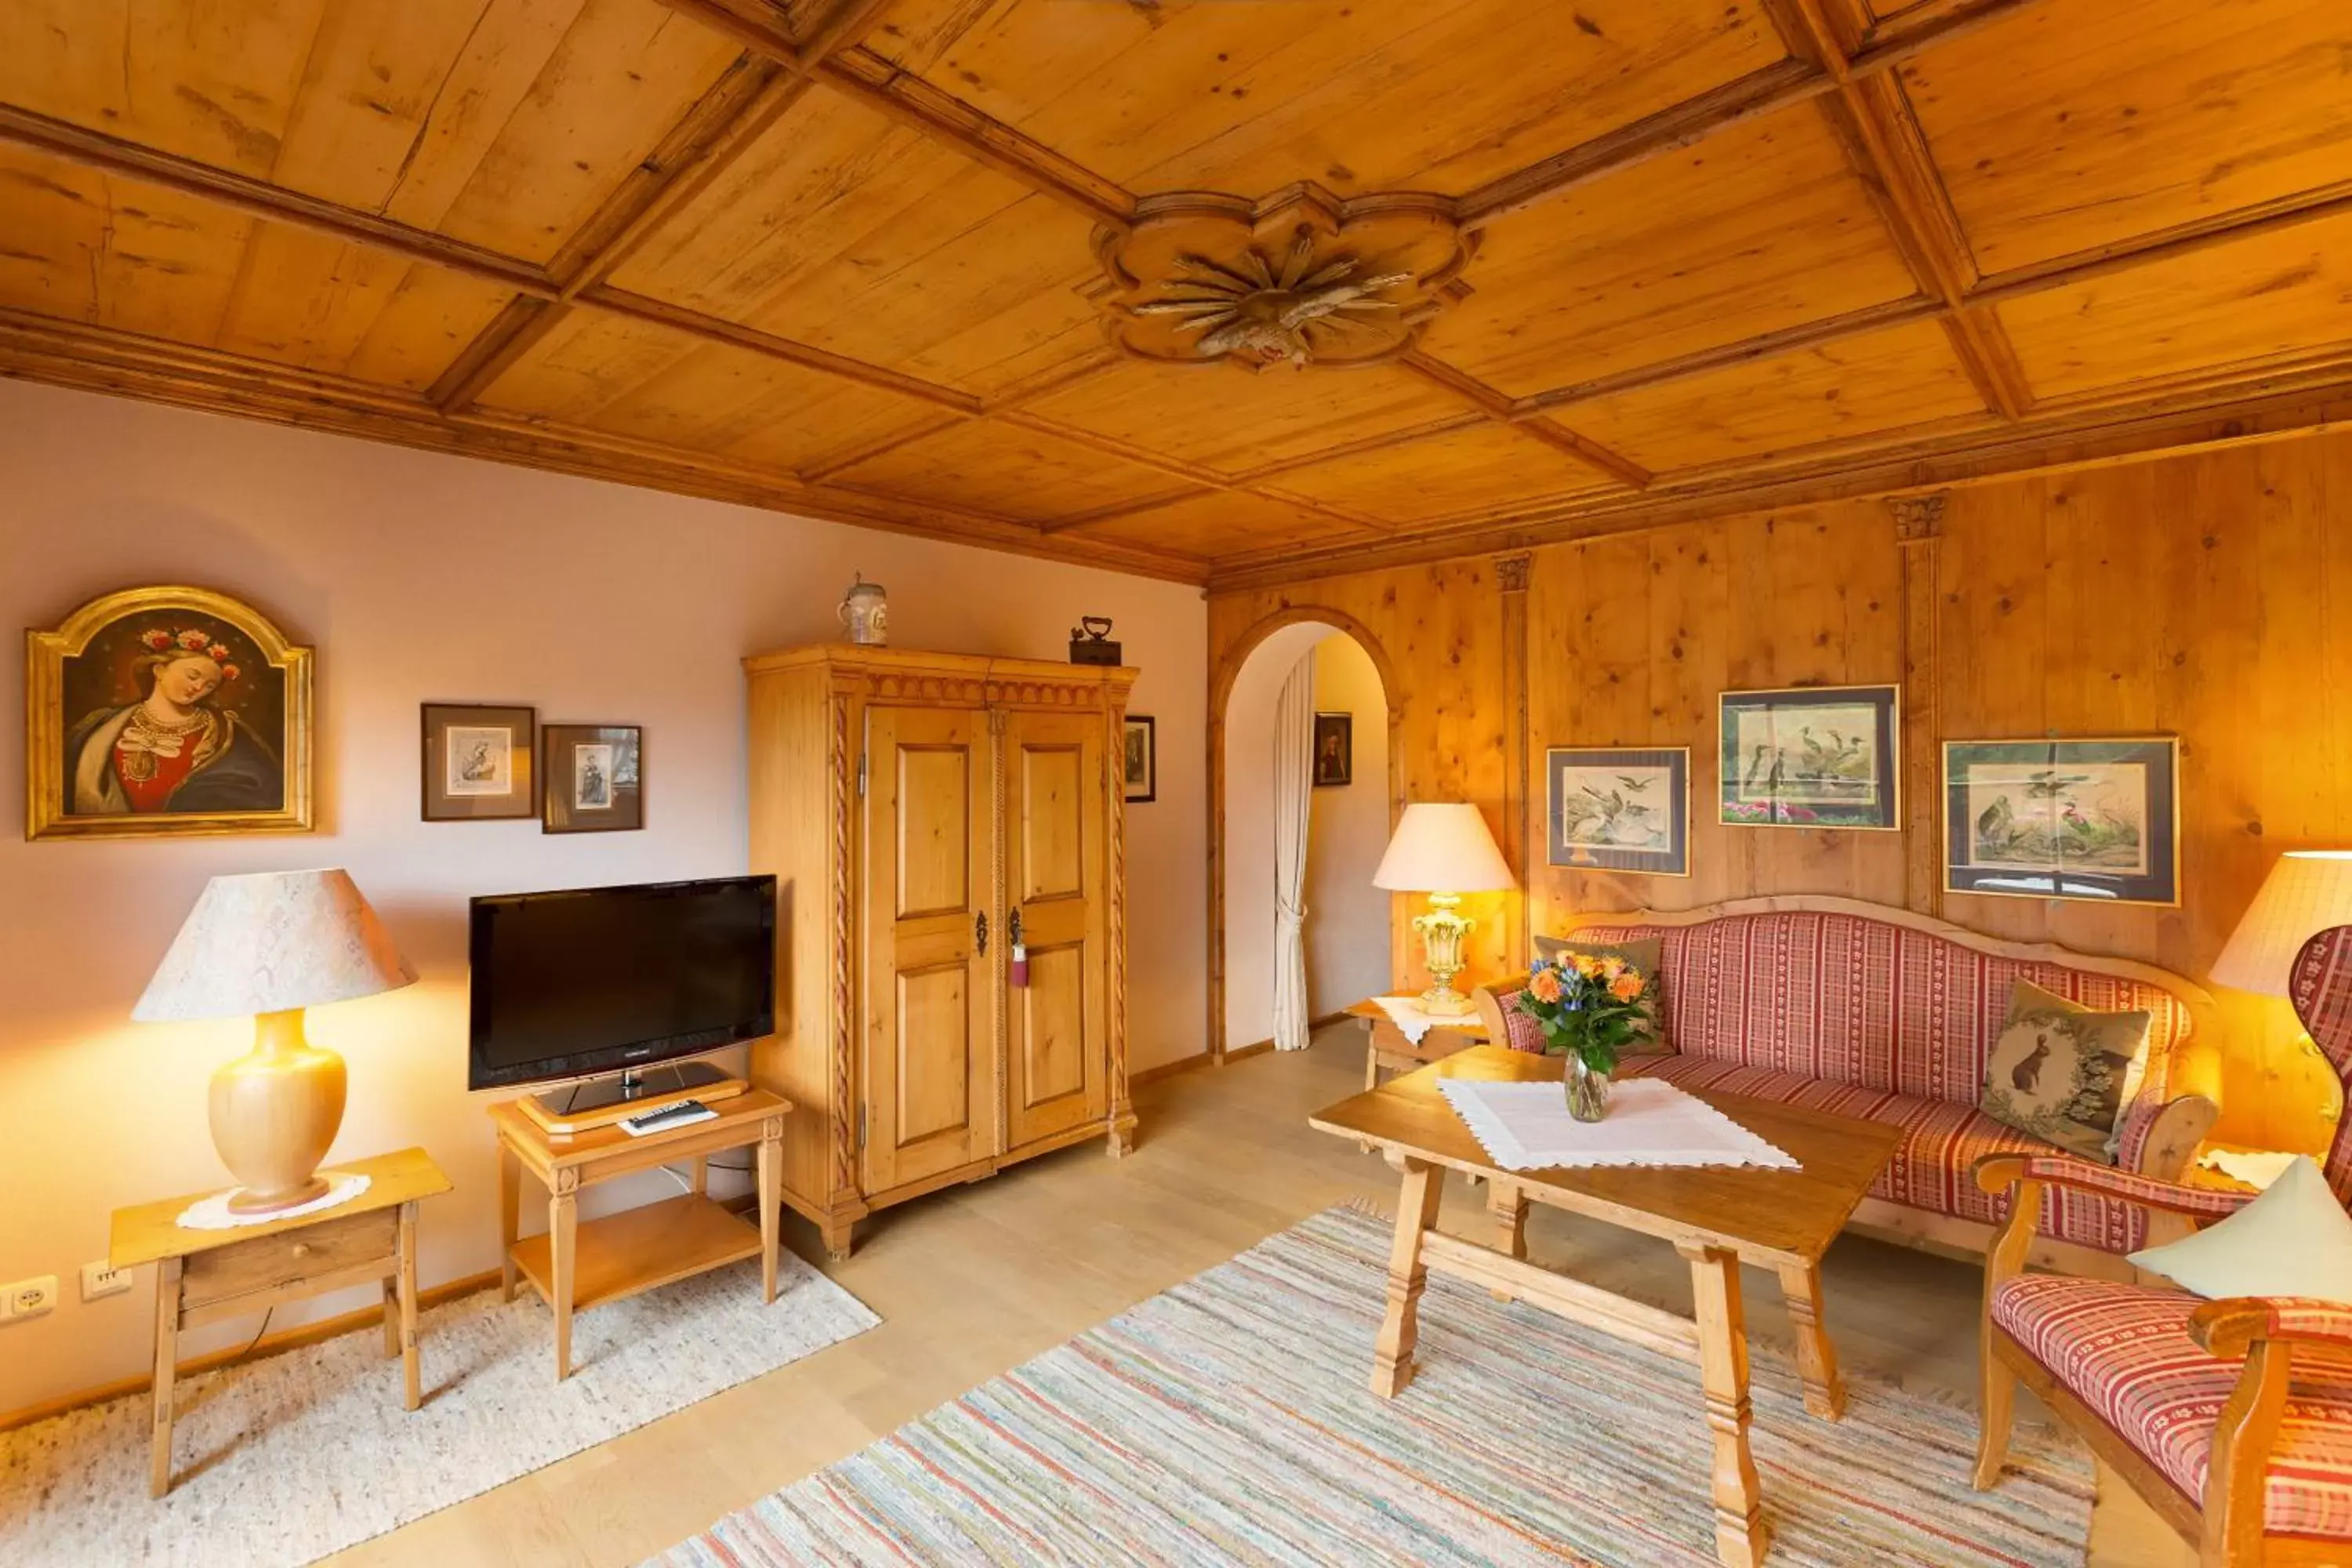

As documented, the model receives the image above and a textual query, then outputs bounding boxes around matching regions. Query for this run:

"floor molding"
[0,1269,506,1435]
[1131,1051,1214,1087]
[1222,1011,1352,1065]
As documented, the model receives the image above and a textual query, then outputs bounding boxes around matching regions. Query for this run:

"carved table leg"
[397,1200,422,1410]
[1486,1181,1528,1301]
[149,1257,181,1498]
[1370,1156,1445,1399]
[758,1120,782,1305]
[497,1142,521,1303]
[550,1174,579,1381]
[1682,1243,1767,1568]
[1777,1259,1845,1421]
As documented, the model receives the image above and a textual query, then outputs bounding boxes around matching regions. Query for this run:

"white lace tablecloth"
[1370,995,1480,1045]
[2196,1147,2297,1190]
[1437,1077,1798,1173]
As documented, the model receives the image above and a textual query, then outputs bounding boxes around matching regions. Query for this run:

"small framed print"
[421,703,534,821]
[543,724,642,833]
[1122,715,1156,804]
[1719,684,1900,830]
[1944,737,2180,906]
[1312,711,1353,787]
[1547,746,1690,877]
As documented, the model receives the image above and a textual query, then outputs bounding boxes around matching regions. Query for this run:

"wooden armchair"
[1973,925,2352,1566]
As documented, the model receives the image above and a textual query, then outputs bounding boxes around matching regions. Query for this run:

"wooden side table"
[489,1087,789,1381]
[1344,995,1491,1094]
[108,1146,451,1497]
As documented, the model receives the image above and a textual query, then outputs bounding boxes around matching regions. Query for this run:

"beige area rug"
[0,1254,877,1568]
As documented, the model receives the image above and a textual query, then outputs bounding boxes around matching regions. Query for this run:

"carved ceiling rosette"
[1092,186,1475,372]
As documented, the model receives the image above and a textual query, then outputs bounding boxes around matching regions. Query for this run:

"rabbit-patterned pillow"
[1979,979,2153,1163]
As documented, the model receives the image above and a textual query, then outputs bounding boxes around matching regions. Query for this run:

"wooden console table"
[491,1087,789,1381]
[110,1146,451,1497]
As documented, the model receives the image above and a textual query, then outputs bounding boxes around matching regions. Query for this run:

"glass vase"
[1563,1054,1611,1122]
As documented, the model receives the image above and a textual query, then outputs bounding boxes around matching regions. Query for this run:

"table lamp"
[2212,851,2352,1120]
[1373,802,1516,1016]
[134,869,416,1214]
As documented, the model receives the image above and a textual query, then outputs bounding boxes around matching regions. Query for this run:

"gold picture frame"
[26,584,314,840]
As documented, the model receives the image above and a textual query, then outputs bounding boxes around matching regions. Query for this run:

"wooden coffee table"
[1309,1046,1901,1567]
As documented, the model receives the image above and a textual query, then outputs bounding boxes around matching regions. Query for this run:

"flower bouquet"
[1516,951,1654,1121]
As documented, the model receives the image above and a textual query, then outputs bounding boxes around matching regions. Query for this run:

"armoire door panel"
[1018,745,1085,902]
[1018,942,1087,1109]
[862,706,995,1192]
[895,962,972,1143]
[1004,712,1109,1149]
[895,745,971,919]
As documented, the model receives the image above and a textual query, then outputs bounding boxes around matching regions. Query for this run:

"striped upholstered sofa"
[1473,895,2223,1276]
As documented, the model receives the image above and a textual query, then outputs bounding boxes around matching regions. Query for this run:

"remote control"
[619,1099,717,1137]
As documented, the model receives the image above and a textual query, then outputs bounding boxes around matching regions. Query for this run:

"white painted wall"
[0,379,1210,1414]
[1305,634,1392,1015]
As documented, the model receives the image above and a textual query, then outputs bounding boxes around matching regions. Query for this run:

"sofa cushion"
[1993,1273,2352,1539]
[1620,1052,2151,1254]
[1577,910,2193,1107]
[1979,979,2153,1163]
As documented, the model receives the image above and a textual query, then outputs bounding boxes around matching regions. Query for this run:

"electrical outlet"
[82,1261,132,1301]
[4,1276,57,1320]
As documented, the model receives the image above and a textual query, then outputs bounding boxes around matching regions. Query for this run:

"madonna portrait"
[27,586,313,840]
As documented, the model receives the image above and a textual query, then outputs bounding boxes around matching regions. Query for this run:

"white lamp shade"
[133,868,417,1022]
[1372,803,1515,894]
[2210,851,2352,996]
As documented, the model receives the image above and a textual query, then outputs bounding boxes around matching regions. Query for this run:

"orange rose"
[1609,971,1645,1004]
[1527,967,1563,1004]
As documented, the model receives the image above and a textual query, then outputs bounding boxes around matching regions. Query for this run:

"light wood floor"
[332,1025,2190,1566]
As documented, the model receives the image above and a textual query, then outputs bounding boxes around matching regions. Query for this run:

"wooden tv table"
[491,1087,789,1381]
[1309,1046,1900,1568]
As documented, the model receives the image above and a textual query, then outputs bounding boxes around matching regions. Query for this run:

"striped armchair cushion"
[1575,911,2193,1106]
[1993,1273,2352,1540]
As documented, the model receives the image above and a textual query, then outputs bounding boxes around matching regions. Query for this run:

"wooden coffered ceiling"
[2,0,2350,587]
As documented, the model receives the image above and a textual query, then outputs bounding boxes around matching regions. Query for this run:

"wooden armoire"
[743,644,1137,1258]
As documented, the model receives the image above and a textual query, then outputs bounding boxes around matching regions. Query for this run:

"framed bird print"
[1943,738,2179,906]
[1719,684,1900,829]
[1546,747,1690,876]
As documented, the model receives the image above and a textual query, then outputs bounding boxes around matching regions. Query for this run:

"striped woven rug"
[657,1207,2093,1566]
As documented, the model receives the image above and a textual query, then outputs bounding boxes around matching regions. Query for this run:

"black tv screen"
[467,875,775,1090]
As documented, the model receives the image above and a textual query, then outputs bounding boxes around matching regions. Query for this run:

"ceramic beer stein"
[838,573,888,646]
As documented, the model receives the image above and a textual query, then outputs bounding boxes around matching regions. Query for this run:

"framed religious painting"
[1122,715,1156,804]
[1718,684,1900,830]
[543,724,642,833]
[421,702,535,822]
[26,585,312,840]
[1547,746,1690,876]
[1944,737,2180,906]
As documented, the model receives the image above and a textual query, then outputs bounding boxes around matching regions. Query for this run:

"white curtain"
[1271,652,1316,1051]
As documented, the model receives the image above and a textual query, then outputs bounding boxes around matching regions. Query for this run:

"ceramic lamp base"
[1417,985,1474,1016]
[209,1007,347,1215]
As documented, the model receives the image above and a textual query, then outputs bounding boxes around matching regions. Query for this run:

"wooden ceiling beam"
[1204,372,2352,592]
[430,60,814,412]
[1392,351,1653,488]
[1764,0,2033,420]
[0,103,556,298]
[649,0,1135,231]
[0,307,1212,584]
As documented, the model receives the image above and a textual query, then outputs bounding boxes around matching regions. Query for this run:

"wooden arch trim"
[1206,604,1407,1063]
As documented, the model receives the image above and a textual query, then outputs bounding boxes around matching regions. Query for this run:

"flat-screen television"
[467,875,776,1091]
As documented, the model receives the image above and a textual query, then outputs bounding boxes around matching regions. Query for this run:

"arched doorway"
[1207,608,1402,1060]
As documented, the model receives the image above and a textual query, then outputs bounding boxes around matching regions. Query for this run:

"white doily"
[1438,1077,1798,1173]
[2195,1148,2298,1191]
[176,1171,374,1230]
[1371,995,1480,1045]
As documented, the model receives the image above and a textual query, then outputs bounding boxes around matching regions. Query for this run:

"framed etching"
[1546,746,1690,876]
[1312,711,1353,787]
[1122,715,1156,804]
[27,585,312,840]
[421,702,535,821]
[1718,684,1900,830]
[1944,737,2180,906]
[543,724,642,833]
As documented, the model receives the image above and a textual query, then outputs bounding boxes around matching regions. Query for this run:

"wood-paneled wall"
[1208,427,2352,1149]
